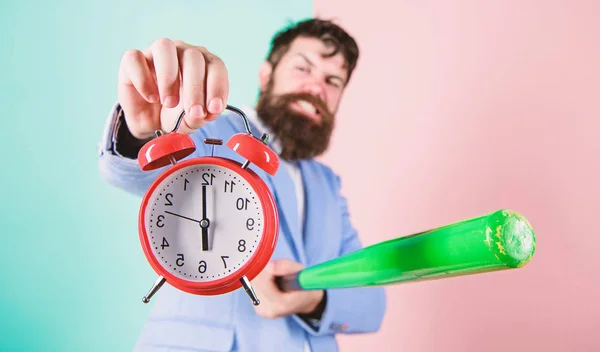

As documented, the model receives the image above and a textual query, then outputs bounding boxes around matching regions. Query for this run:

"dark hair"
[265,18,360,83]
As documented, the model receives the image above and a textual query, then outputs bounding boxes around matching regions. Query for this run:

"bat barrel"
[276,209,535,291]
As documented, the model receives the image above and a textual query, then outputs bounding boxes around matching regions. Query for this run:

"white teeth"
[297,100,317,114]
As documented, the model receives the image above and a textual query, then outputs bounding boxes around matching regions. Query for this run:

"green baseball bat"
[275,209,535,291]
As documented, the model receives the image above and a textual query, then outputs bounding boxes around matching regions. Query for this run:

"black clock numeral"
[224,180,236,193]
[238,240,246,252]
[157,215,165,227]
[202,173,215,185]
[165,193,174,206]
[236,197,249,210]
[161,237,169,249]
[246,218,254,230]
[176,254,184,267]
[184,178,189,191]
[221,256,229,268]
[198,260,207,273]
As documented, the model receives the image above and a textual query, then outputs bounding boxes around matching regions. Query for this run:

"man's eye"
[326,79,341,88]
[295,66,309,73]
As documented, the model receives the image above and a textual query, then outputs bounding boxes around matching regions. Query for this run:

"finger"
[149,38,180,108]
[178,46,208,129]
[271,259,305,276]
[119,49,159,104]
[252,280,284,319]
[263,261,275,274]
[159,103,189,135]
[204,52,229,121]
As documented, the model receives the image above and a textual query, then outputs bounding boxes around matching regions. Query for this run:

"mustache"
[271,92,332,119]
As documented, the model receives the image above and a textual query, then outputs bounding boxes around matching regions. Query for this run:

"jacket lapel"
[266,160,307,264]
[298,160,340,267]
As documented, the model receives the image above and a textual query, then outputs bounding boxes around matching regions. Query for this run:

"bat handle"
[274,272,303,292]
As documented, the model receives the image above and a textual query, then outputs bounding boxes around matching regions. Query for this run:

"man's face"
[255,36,349,160]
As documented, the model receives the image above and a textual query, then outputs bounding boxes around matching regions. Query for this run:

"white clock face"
[143,163,265,282]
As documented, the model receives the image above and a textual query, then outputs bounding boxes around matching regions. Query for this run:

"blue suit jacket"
[98,105,386,352]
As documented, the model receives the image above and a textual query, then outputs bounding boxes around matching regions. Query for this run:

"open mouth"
[290,100,321,121]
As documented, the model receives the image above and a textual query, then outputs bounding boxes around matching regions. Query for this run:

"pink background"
[315,1,600,351]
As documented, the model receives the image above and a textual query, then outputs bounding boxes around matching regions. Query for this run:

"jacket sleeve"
[97,103,211,198]
[293,174,387,336]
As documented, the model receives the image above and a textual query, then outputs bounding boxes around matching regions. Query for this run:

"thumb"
[271,259,305,276]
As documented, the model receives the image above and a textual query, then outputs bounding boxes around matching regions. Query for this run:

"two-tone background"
[1,1,598,351]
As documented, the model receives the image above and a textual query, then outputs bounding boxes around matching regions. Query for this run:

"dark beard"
[255,83,335,161]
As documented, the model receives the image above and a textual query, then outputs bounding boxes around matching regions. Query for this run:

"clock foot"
[142,276,166,304]
[240,276,260,306]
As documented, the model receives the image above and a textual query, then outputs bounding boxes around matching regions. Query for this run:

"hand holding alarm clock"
[136,105,280,307]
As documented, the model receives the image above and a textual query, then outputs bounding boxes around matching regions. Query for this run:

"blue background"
[0,1,311,350]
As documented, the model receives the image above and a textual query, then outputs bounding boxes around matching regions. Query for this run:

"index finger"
[203,52,229,121]
[147,38,181,108]
[178,45,208,129]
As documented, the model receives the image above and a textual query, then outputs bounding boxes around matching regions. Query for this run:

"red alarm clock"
[136,105,279,306]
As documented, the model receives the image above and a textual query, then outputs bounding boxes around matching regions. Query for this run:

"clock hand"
[201,185,209,251]
[165,209,210,251]
[164,210,202,224]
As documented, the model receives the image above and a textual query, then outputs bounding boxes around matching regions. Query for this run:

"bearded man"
[98,18,386,352]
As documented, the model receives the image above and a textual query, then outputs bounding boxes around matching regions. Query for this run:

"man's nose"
[302,82,326,101]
